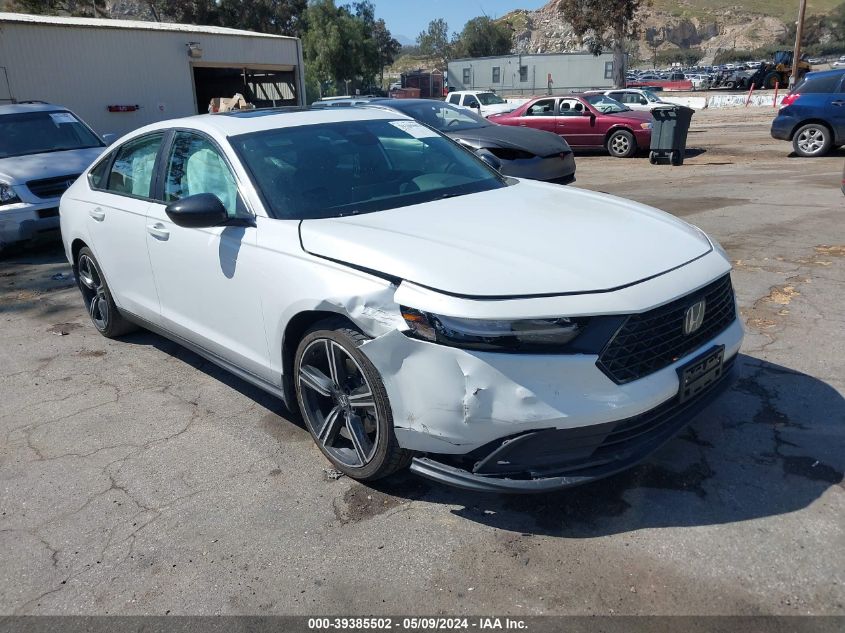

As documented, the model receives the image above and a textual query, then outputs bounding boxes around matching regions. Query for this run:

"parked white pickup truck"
[445,90,516,118]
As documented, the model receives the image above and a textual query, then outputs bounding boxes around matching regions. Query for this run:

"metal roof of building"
[0,12,294,40]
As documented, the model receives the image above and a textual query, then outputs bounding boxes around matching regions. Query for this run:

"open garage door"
[193,66,297,113]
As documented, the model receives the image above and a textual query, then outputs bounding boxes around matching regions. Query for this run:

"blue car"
[771,69,845,157]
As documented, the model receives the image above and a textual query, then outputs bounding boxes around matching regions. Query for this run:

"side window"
[105,133,164,198]
[559,99,584,116]
[608,92,624,102]
[164,132,242,218]
[448,93,461,105]
[524,99,555,116]
[88,155,111,189]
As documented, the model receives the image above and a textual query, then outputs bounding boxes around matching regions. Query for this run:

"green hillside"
[650,0,841,21]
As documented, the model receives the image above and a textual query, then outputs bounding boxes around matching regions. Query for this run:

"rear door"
[518,98,557,133]
[81,133,164,322]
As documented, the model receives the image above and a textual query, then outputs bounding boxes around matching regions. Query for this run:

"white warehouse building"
[447,52,617,95]
[0,12,305,136]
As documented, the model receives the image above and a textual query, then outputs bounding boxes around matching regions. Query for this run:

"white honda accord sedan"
[60,107,743,492]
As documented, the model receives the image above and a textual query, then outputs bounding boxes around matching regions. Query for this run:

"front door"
[519,98,557,133]
[144,131,271,380]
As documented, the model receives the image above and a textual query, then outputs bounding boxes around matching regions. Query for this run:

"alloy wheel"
[611,134,630,156]
[77,254,109,331]
[796,127,826,155]
[297,338,379,468]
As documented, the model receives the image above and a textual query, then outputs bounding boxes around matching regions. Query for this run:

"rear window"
[794,73,844,94]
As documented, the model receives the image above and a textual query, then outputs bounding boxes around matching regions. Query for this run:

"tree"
[303,0,362,94]
[558,0,652,88]
[417,18,450,66]
[452,17,512,59]
[12,0,108,16]
[152,0,307,37]
[373,18,401,87]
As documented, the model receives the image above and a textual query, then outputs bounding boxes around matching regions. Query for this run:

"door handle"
[146,223,170,240]
[89,207,105,222]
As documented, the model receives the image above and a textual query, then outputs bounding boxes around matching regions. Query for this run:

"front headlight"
[640,122,652,130]
[400,306,589,352]
[0,181,21,206]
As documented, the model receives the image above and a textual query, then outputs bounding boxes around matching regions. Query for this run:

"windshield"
[388,101,489,132]
[0,111,103,159]
[231,119,505,220]
[584,94,629,114]
[476,93,505,106]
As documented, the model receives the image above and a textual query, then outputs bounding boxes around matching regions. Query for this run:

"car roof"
[804,68,845,79]
[0,101,70,114]
[119,106,412,140]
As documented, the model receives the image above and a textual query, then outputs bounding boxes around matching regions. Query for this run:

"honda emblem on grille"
[683,299,706,335]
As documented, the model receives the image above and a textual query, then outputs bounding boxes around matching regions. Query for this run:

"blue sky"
[370,0,548,44]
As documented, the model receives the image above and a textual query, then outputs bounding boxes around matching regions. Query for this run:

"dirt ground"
[0,106,843,617]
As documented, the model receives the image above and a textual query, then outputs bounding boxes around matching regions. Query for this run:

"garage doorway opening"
[192,66,297,113]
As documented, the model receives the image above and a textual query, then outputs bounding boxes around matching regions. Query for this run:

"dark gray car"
[312,98,576,184]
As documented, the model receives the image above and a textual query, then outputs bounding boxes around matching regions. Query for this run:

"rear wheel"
[294,320,412,481]
[607,129,637,158]
[792,123,832,157]
[75,247,136,338]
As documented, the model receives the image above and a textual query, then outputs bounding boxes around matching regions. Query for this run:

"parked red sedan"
[489,94,654,158]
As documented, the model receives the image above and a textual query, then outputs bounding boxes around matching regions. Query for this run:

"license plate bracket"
[677,345,725,403]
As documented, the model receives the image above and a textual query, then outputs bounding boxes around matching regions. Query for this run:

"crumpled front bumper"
[410,356,738,493]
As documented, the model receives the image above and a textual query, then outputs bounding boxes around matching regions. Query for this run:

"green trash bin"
[649,105,694,166]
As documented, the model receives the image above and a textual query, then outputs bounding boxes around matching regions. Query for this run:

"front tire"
[792,123,832,157]
[75,247,136,338]
[294,319,412,481]
[607,129,637,158]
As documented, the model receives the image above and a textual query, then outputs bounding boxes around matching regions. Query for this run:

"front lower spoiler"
[410,361,738,494]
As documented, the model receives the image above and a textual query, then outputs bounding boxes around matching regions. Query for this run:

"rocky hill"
[500,0,837,65]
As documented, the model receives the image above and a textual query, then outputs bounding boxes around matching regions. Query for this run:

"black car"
[311,97,576,184]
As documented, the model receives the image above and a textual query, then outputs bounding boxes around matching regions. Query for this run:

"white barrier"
[707,93,785,108]
[661,96,708,110]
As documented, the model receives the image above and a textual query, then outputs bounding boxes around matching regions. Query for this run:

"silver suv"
[0,102,105,251]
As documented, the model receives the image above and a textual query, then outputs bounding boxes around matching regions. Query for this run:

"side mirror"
[640,99,648,105]
[475,149,502,172]
[470,102,480,109]
[165,193,229,228]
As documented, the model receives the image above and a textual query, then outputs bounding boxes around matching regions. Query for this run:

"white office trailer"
[447,52,617,96]
[0,12,305,136]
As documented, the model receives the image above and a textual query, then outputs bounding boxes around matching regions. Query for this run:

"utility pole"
[790,0,807,88]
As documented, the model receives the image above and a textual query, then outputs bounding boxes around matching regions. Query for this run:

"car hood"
[0,147,105,184]
[480,103,516,116]
[299,181,712,298]
[447,124,570,156]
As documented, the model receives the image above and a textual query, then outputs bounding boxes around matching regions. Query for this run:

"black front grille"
[26,174,80,200]
[597,274,737,384]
